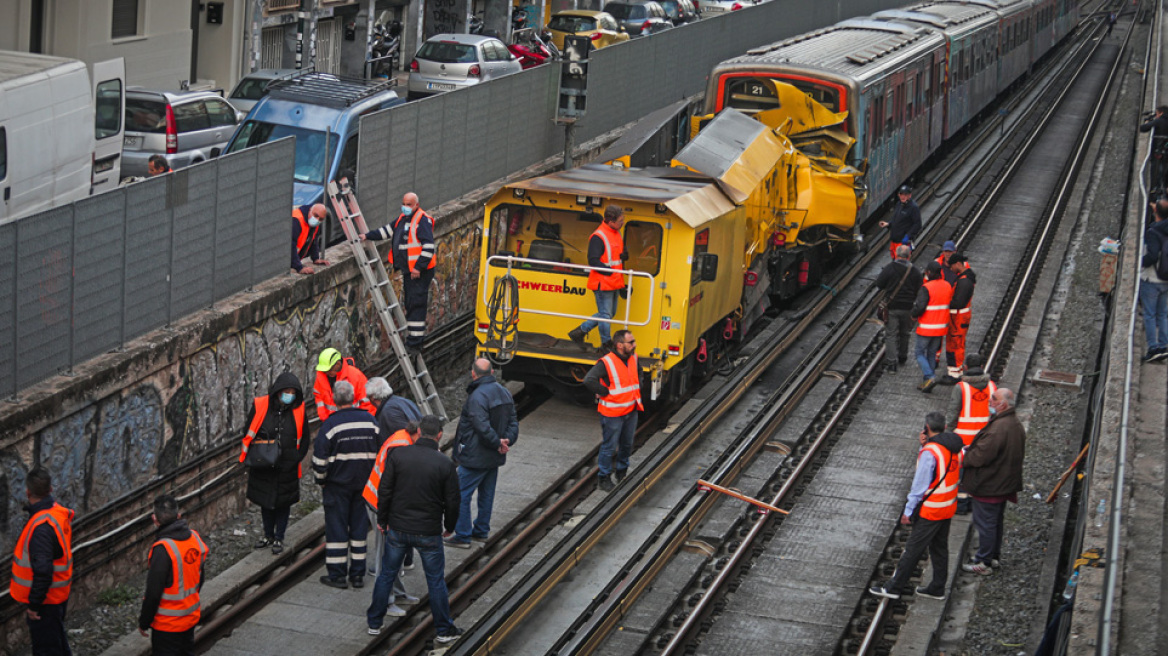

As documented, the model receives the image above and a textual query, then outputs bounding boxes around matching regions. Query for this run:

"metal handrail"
[483,254,656,327]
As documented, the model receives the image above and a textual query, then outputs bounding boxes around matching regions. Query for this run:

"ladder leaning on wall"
[325,178,447,422]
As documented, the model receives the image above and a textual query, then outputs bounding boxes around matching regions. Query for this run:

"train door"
[621,218,665,352]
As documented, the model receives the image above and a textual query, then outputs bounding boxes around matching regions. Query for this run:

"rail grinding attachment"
[326,178,447,421]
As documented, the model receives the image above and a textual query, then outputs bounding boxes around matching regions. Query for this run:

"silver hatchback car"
[407,34,523,100]
[122,89,240,177]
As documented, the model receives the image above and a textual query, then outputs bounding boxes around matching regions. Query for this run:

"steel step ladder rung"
[327,178,447,421]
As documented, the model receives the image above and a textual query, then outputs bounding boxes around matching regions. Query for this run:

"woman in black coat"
[243,371,310,554]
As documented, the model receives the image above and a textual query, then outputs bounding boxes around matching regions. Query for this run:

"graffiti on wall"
[0,221,481,555]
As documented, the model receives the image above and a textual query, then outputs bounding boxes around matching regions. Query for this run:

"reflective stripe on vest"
[313,359,375,421]
[916,279,953,336]
[404,211,436,271]
[10,504,74,605]
[240,395,306,476]
[587,223,625,291]
[149,532,208,632]
[597,352,643,417]
[919,443,962,521]
[363,429,416,509]
[955,380,997,445]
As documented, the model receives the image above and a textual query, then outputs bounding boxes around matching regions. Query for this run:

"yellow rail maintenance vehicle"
[476,87,863,403]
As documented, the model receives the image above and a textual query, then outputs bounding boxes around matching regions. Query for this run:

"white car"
[698,0,759,15]
[407,33,523,100]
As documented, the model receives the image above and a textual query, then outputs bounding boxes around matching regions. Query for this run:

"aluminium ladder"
[326,178,447,421]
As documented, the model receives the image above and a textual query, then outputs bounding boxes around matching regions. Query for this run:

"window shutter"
[111,0,138,39]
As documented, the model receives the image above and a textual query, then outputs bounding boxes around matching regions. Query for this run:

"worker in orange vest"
[137,494,208,656]
[10,468,74,656]
[943,254,977,381]
[313,347,375,421]
[870,412,964,600]
[947,353,996,514]
[583,329,642,491]
[292,203,331,275]
[364,420,420,614]
[361,192,437,350]
[569,205,629,350]
[911,261,952,393]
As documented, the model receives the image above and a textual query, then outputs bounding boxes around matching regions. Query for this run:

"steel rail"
[1098,0,1161,651]
[855,7,1130,655]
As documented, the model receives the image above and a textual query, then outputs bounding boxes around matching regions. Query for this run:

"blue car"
[223,72,404,216]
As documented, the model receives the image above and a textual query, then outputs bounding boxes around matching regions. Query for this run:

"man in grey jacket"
[445,359,519,548]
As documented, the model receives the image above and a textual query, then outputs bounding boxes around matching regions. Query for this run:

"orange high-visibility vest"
[10,503,74,605]
[918,442,962,521]
[587,222,625,291]
[955,380,997,446]
[240,396,306,476]
[293,207,320,256]
[149,531,208,632]
[313,358,375,421]
[597,352,643,417]
[363,429,417,509]
[401,210,436,272]
[916,279,952,336]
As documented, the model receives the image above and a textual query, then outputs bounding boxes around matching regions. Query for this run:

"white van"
[0,51,125,222]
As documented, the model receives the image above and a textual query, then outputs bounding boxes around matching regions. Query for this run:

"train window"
[486,204,601,274]
[906,77,914,119]
[885,91,894,133]
[721,77,781,113]
[624,221,662,276]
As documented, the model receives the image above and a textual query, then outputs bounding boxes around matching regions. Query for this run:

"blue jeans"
[915,334,943,380]
[366,530,453,633]
[599,412,637,477]
[1139,279,1168,350]
[579,289,618,345]
[454,466,498,542]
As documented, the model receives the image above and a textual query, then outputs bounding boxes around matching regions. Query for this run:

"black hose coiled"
[486,273,520,366]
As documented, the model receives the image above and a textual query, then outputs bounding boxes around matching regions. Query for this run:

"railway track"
[171,7,1119,656]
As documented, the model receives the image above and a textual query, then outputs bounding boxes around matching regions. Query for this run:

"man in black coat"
[875,244,924,372]
[879,185,922,259]
[446,359,519,548]
[366,415,463,643]
[243,372,310,555]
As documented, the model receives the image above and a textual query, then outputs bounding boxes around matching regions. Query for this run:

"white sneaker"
[386,604,407,617]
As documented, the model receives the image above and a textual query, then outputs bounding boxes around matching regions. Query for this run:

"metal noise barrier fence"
[356,0,902,226]
[0,138,296,399]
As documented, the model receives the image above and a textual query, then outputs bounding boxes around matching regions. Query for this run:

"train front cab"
[475,170,746,403]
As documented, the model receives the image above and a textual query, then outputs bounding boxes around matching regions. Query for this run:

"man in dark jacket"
[870,412,964,601]
[879,185,922,259]
[961,387,1025,575]
[943,254,977,381]
[366,415,463,643]
[313,380,380,589]
[875,244,924,372]
[11,468,74,656]
[137,495,207,656]
[446,359,519,548]
[1139,198,1168,361]
[243,371,310,555]
[367,376,422,437]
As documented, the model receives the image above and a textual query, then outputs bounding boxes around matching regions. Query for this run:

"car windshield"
[231,77,272,101]
[416,41,478,63]
[226,121,338,185]
[549,15,597,32]
[605,4,644,19]
[125,98,167,134]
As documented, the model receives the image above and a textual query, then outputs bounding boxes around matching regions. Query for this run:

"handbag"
[877,260,914,323]
[243,435,281,469]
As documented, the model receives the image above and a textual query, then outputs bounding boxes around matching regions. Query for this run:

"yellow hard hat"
[316,347,342,372]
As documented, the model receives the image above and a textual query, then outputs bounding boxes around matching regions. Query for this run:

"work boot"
[271,540,284,555]
[614,469,628,483]
[598,474,615,492]
[320,576,348,589]
[918,379,937,393]
[568,328,587,348]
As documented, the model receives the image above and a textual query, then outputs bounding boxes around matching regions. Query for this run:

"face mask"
[307,217,320,228]
[988,406,998,416]
[401,205,414,216]
[280,392,296,405]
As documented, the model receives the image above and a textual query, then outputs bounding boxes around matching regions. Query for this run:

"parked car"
[222,72,404,242]
[697,0,758,15]
[661,0,700,24]
[228,68,299,120]
[407,34,523,100]
[602,0,674,36]
[122,89,239,177]
[546,10,631,50]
